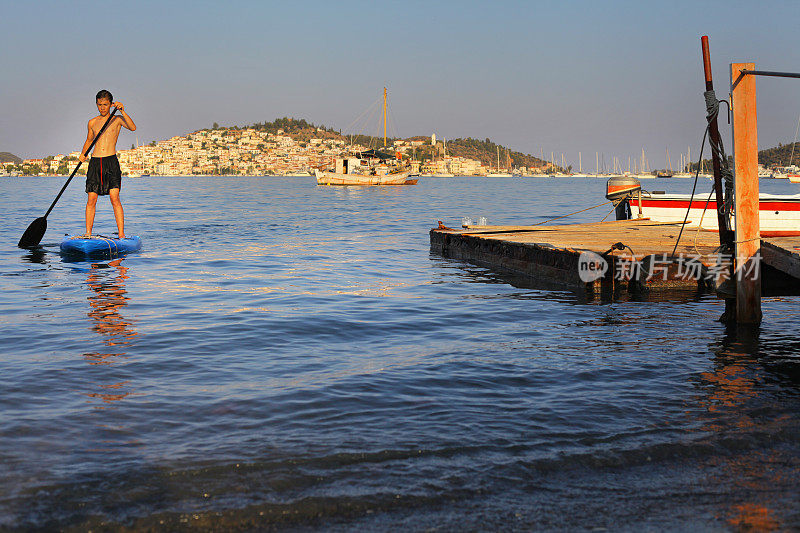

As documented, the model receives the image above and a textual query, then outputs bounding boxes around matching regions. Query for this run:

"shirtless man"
[78,89,136,238]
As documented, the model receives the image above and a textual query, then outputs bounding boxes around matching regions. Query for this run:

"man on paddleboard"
[78,90,136,238]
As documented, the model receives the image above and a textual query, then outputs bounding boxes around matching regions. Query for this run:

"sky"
[2,0,799,170]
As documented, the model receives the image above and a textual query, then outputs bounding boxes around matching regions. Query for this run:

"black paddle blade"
[18,217,47,248]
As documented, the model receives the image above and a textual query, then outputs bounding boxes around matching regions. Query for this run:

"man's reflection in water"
[698,327,796,530]
[84,258,137,405]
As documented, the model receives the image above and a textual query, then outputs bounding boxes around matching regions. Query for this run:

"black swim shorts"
[86,154,122,196]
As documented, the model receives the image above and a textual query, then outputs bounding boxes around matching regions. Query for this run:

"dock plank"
[431,220,800,297]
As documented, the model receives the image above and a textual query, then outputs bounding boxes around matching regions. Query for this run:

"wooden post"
[730,63,762,324]
[701,36,735,246]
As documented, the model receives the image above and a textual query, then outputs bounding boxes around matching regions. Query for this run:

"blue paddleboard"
[60,235,142,258]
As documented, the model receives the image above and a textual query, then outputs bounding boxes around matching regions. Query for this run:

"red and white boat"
[606,176,800,237]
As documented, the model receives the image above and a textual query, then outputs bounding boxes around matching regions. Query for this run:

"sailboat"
[488,146,512,177]
[787,113,800,183]
[655,148,674,178]
[316,88,413,186]
[671,146,692,178]
[632,148,655,179]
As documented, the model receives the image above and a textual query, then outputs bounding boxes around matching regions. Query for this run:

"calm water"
[2,176,799,531]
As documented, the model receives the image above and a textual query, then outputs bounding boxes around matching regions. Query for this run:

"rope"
[691,186,716,256]
[600,198,624,222]
[534,200,613,226]
[463,200,614,232]
[73,234,119,255]
[671,127,707,257]
[671,89,734,257]
[704,90,734,215]
[342,94,384,148]
[94,234,118,255]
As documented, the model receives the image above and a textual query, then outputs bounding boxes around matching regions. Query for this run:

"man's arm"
[78,120,94,162]
[113,101,136,131]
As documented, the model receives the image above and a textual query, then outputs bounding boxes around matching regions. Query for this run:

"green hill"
[0,152,21,164]
[692,141,800,171]
[758,142,800,168]
[216,117,553,171]
[443,137,548,170]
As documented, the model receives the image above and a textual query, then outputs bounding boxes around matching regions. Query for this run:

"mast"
[383,87,387,148]
[790,113,800,167]
[579,152,582,173]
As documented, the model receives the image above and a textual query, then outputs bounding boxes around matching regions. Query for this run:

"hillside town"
[4,126,533,177]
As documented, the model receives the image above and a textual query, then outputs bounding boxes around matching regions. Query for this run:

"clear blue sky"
[2,0,799,169]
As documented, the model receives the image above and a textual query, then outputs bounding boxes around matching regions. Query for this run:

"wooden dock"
[430,219,800,299]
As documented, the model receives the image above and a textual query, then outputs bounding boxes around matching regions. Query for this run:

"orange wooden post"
[730,62,762,324]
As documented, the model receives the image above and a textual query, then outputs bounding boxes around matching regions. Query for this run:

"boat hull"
[629,193,800,237]
[315,169,411,186]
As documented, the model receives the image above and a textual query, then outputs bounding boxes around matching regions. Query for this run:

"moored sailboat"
[316,88,415,186]
[315,149,411,185]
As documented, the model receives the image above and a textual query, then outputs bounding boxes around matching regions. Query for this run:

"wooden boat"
[315,166,410,186]
[316,88,416,186]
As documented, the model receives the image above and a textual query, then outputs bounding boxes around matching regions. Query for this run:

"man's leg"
[85,193,98,236]
[109,188,125,238]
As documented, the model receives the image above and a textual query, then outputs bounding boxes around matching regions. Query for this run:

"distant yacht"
[487,146,513,177]
[757,166,772,179]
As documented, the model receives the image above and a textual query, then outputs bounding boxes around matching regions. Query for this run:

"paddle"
[18,108,118,248]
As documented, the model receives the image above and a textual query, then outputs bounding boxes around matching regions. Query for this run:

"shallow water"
[1,176,799,530]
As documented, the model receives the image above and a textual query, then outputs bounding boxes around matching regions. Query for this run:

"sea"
[1,176,799,531]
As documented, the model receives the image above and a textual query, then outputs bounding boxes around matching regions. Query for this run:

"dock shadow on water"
[1,177,799,530]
